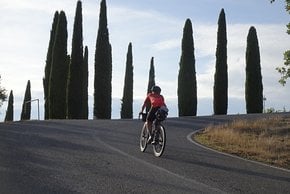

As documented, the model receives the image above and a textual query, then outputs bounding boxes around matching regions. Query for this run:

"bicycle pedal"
[151,139,158,145]
[147,136,153,143]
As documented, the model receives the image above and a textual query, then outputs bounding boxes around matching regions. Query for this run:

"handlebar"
[139,112,147,122]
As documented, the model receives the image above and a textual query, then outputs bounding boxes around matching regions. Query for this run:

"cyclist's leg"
[146,121,152,134]
[146,107,156,135]
[146,121,153,143]
[151,123,159,144]
[147,107,159,144]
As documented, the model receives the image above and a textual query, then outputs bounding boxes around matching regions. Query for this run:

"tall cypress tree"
[245,26,263,113]
[49,11,68,119]
[94,0,112,119]
[20,80,31,120]
[121,43,133,119]
[147,57,156,94]
[145,57,155,113]
[178,19,197,116]
[82,46,89,119]
[67,0,84,119]
[4,90,13,122]
[43,11,59,120]
[213,8,228,115]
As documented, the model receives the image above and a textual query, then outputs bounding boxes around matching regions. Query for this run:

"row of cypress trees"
[120,8,263,118]
[212,9,263,115]
[43,0,113,120]
[178,9,263,116]
[43,0,263,120]
[44,0,111,120]
[43,1,88,119]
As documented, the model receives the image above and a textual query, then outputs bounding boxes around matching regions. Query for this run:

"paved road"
[0,114,289,193]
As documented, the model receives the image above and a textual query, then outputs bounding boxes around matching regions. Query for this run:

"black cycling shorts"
[146,107,160,122]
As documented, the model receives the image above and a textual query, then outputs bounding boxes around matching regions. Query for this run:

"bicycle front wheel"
[140,123,148,152]
[152,124,166,157]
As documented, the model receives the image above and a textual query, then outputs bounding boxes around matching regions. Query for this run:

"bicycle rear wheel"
[152,124,166,157]
[140,123,148,152]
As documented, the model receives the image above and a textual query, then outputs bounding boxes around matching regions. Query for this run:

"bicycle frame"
[139,118,166,157]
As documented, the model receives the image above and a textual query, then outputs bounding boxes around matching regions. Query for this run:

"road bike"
[139,107,168,157]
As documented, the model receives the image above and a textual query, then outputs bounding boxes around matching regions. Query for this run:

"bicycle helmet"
[151,85,161,94]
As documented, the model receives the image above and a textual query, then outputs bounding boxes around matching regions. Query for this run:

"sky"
[0,0,289,121]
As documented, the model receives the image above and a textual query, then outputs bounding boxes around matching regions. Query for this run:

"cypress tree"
[43,11,59,120]
[20,80,31,120]
[245,26,263,113]
[121,42,133,119]
[177,19,197,116]
[4,90,13,122]
[67,0,84,119]
[82,46,89,119]
[214,8,228,115]
[49,11,68,119]
[146,57,155,112]
[94,0,112,119]
[147,57,156,94]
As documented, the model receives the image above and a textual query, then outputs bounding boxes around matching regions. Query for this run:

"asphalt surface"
[0,114,289,193]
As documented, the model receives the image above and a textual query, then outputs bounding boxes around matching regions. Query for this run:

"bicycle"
[139,107,168,157]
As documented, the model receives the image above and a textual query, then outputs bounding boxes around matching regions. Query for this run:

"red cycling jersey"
[144,93,166,108]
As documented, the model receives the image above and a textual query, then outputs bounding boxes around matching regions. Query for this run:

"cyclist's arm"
[161,95,167,107]
[140,95,150,113]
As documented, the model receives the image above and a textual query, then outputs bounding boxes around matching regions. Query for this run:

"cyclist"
[140,85,167,143]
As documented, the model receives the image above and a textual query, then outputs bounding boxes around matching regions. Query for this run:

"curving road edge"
[187,130,290,173]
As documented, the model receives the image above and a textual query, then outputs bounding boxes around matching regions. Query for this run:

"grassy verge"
[194,116,290,170]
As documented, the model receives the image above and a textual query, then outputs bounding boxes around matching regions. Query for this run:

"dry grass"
[195,116,290,169]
